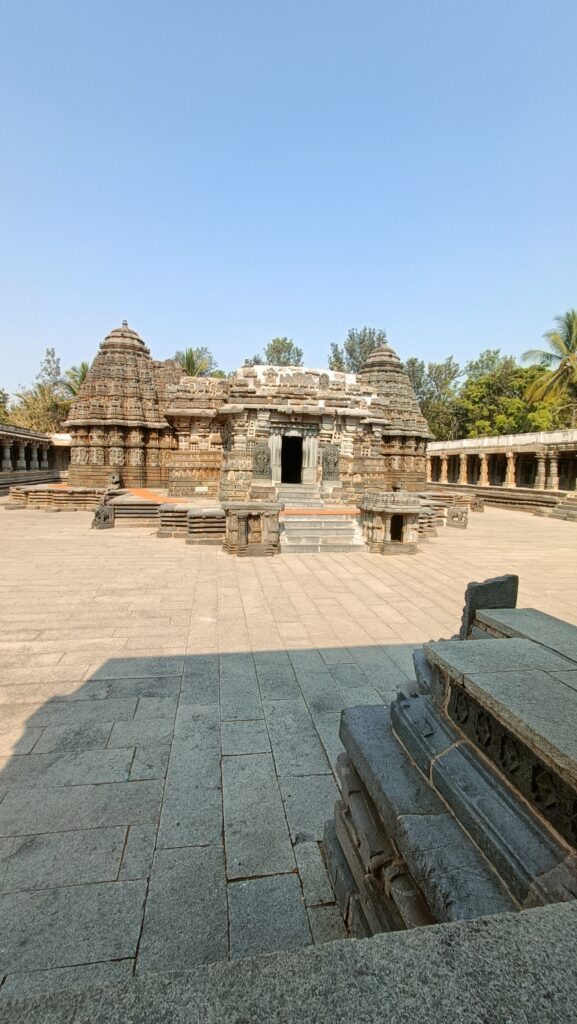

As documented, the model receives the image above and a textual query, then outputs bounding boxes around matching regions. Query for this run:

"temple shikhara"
[64,322,430,501]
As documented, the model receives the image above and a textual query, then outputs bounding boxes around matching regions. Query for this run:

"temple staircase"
[276,484,323,507]
[280,511,365,553]
[548,492,577,522]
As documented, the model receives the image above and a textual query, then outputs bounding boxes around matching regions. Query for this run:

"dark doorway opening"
[390,514,404,542]
[281,436,303,484]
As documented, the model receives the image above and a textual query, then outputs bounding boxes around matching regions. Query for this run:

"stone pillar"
[269,433,282,484]
[458,453,468,486]
[546,453,560,491]
[426,456,432,482]
[479,453,489,486]
[440,454,448,484]
[40,445,49,469]
[1,442,12,471]
[302,434,318,484]
[534,454,546,490]
[16,444,27,470]
[505,451,516,488]
[29,445,39,470]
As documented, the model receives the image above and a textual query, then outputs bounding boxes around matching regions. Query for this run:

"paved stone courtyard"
[1,507,577,996]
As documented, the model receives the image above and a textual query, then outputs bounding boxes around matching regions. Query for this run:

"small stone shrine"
[65,322,430,500]
[222,501,283,556]
[358,489,420,554]
[325,575,577,936]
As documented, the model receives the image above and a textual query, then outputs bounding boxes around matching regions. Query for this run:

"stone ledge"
[2,903,576,1023]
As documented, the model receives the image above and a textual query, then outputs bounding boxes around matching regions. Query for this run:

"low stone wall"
[6,486,104,511]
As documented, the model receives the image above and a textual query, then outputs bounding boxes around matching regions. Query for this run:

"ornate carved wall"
[66,329,430,498]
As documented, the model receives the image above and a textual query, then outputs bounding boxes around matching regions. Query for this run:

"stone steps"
[280,513,365,553]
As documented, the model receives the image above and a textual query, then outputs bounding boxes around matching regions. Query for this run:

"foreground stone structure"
[325,577,577,936]
[65,323,430,500]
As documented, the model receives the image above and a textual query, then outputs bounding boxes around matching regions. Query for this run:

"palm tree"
[174,347,217,377]
[523,310,577,425]
[63,361,90,397]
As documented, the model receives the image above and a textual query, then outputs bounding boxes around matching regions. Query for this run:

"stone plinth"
[358,491,420,554]
[222,502,284,556]
[324,579,577,938]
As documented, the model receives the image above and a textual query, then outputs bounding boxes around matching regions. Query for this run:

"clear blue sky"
[1,0,576,392]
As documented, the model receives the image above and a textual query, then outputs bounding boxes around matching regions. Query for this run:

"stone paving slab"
[223,753,295,877]
[228,874,311,959]
[2,508,577,991]
[0,827,126,892]
[0,879,147,973]
[137,846,228,972]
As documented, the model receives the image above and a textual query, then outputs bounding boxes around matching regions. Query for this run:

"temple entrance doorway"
[281,436,303,483]
[390,514,404,542]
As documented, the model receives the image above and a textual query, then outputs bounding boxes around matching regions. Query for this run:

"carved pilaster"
[546,453,560,491]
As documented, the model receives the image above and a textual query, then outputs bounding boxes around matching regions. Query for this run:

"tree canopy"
[252,338,304,366]
[174,347,219,377]
[328,327,387,373]
[523,310,577,426]
[404,347,570,440]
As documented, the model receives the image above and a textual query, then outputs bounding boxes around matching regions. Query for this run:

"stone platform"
[1,507,577,1000]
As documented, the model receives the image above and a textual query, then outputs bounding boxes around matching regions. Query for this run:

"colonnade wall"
[427,429,577,493]
[0,424,70,492]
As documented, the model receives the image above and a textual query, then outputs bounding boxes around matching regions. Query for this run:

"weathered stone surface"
[307,904,347,943]
[458,573,519,639]
[0,781,163,837]
[426,637,574,683]
[0,827,126,892]
[222,753,294,877]
[265,700,330,775]
[462,668,577,788]
[137,847,228,972]
[221,719,270,755]
[32,722,113,753]
[0,880,146,973]
[119,824,157,880]
[4,904,577,1024]
[294,842,336,906]
[396,813,515,921]
[279,774,340,843]
[323,819,357,919]
[390,693,460,775]
[476,607,577,665]
[0,749,133,787]
[0,960,134,999]
[157,743,222,848]
[228,874,311,959]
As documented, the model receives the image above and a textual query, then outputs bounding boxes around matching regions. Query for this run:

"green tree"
[523,310,577,425]
[174,347,218,377]
[254,337,303,366]
[10,348,71,432]
[455,363,568,437]
[405,356,462,439]
[0,388,10,421]
[63,361,90,397]
[463,349,516,380]
[328,327,387,373]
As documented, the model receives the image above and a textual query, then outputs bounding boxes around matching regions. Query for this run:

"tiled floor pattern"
[0,505,576,996]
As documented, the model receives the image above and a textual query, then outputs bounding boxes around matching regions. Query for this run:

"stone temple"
[64,322,430,501]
